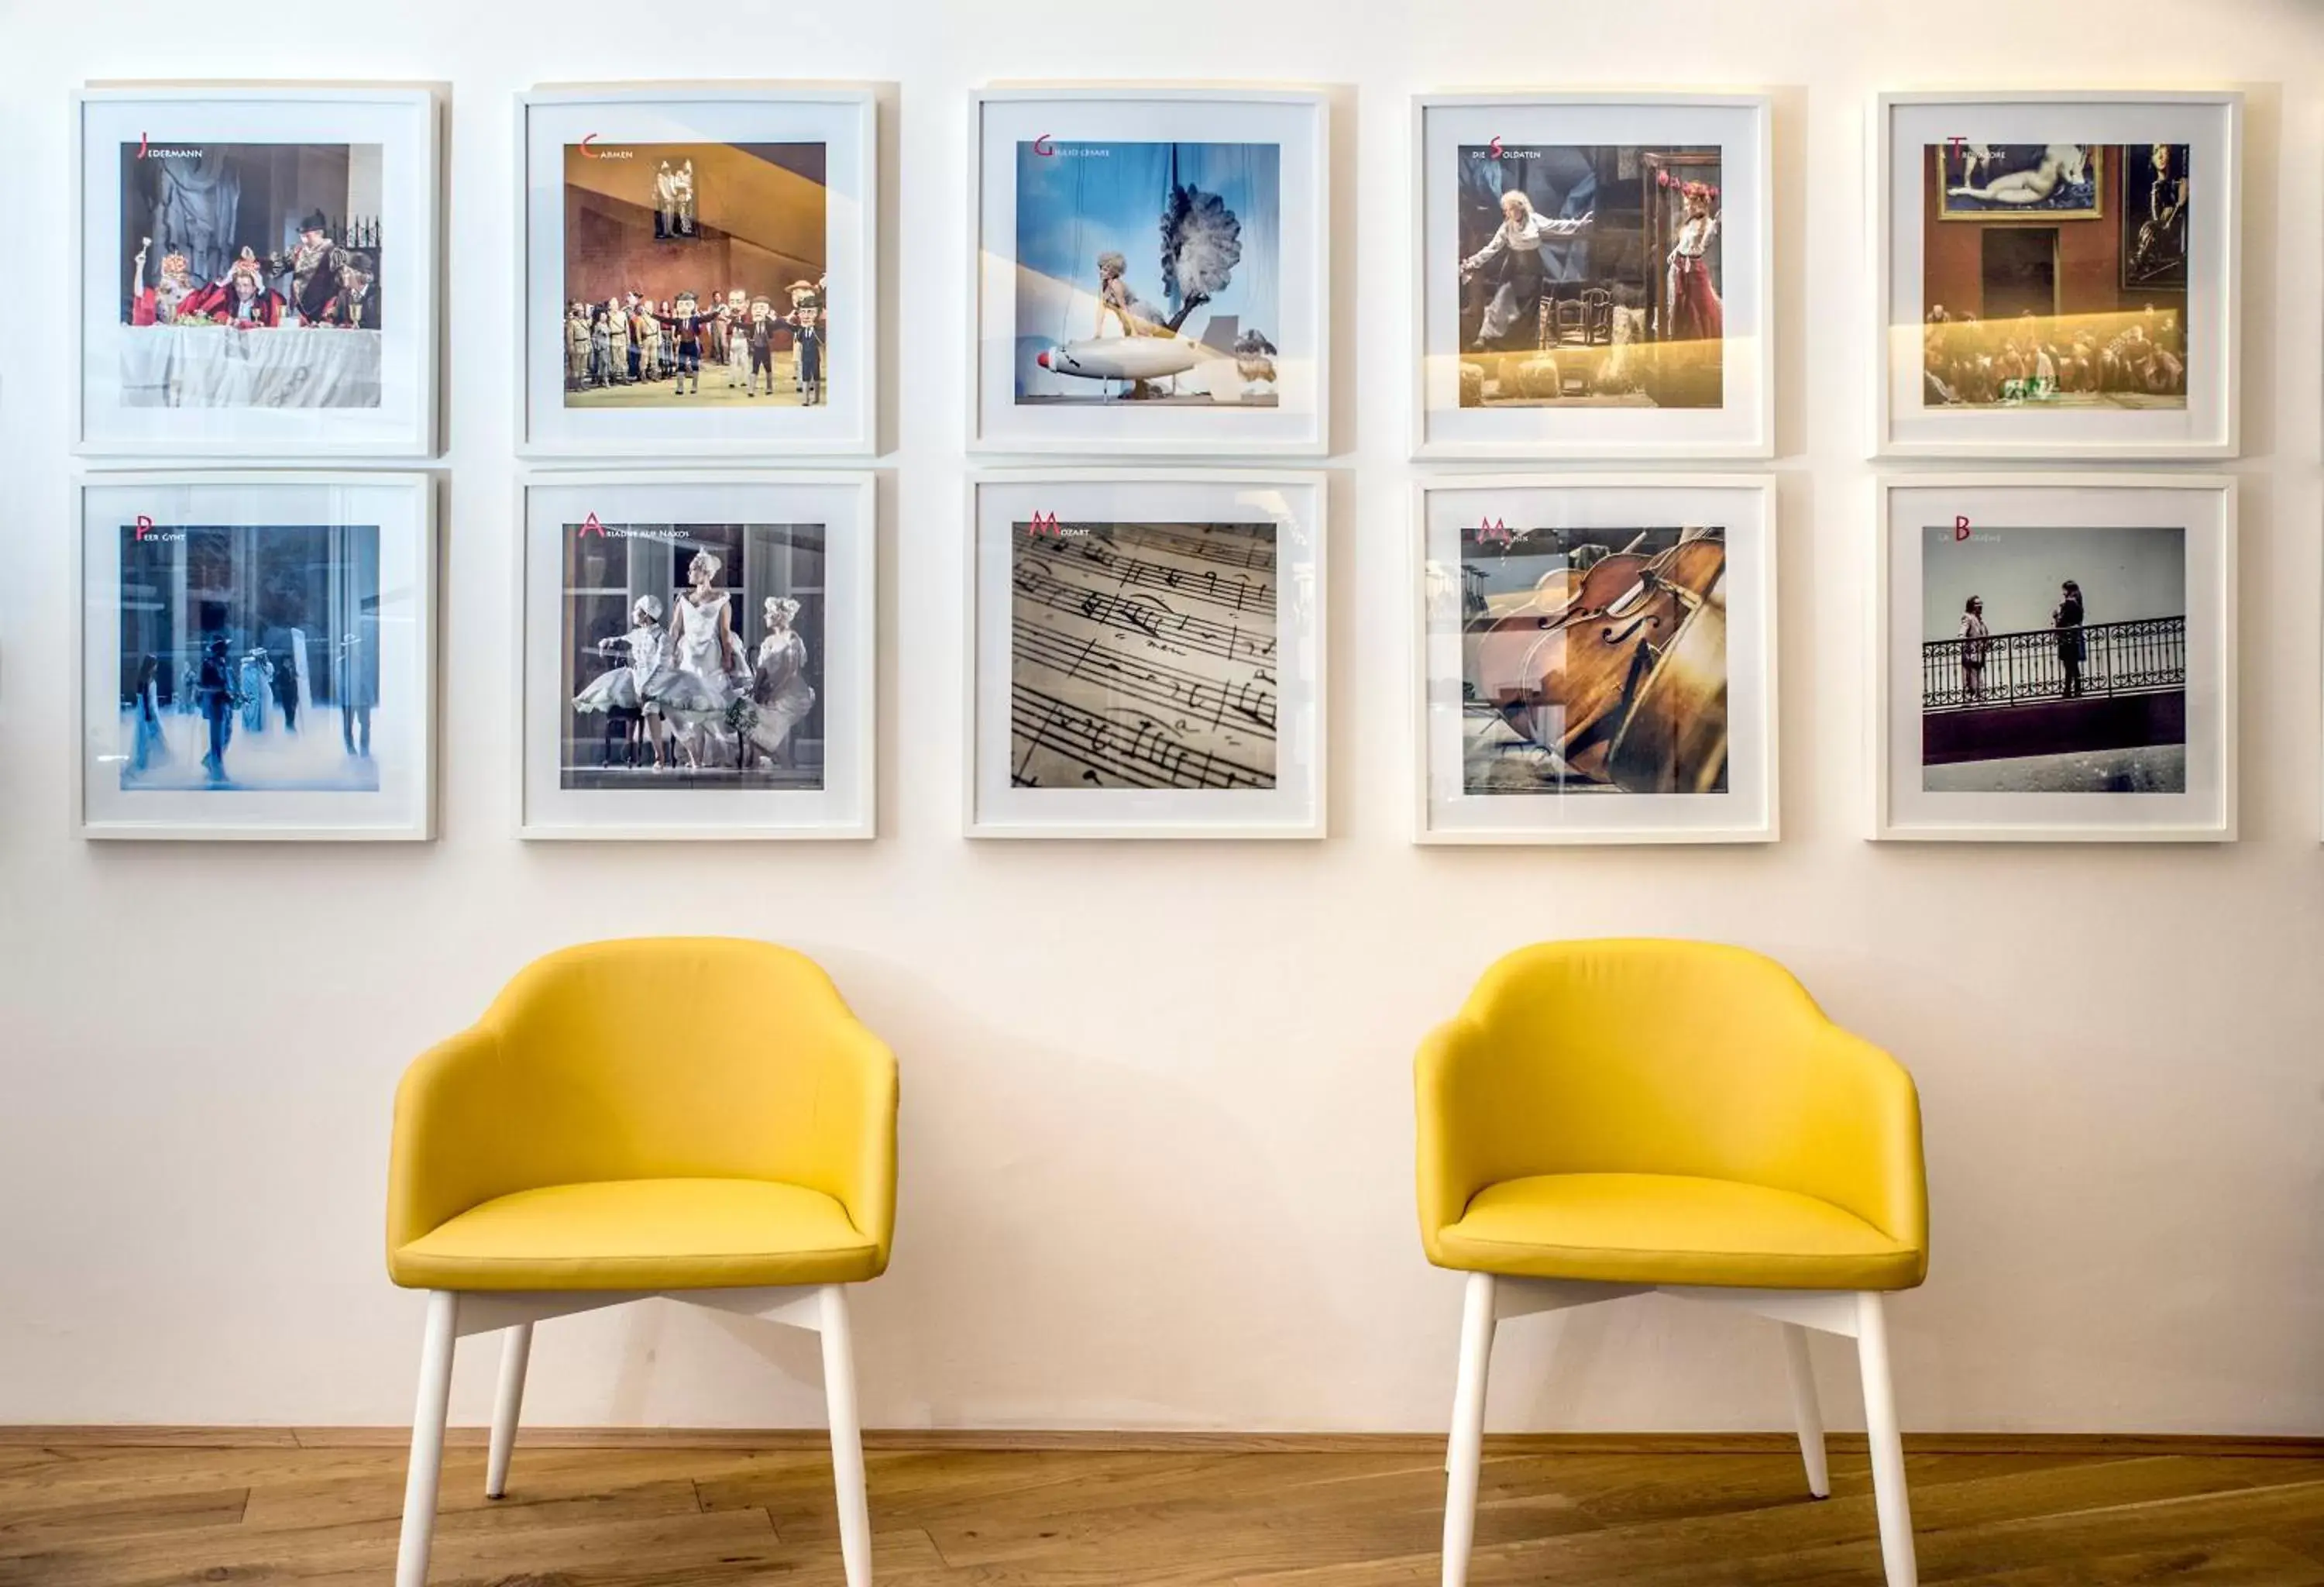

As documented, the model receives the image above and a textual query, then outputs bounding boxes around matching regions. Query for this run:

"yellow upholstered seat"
[1435,1172,1923,1292]
[391,1178,882,1293]
[385,938,897,1587]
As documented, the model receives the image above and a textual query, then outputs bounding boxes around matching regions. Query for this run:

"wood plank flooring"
[2,1435,2319,1586]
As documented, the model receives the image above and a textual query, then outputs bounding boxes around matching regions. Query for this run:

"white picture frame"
[1414,473,1777,844]
[1870,90,2241,460]
[968,470,1326,838]
[74,84,441,460]
[1411,93,1773,461]
[76,471,438,842]
[1872,473,2235,843]
[517,470,876,840]
[516,84,878,460]
[967,87,1329,458]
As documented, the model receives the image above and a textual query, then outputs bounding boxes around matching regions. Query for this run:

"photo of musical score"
[1009,520,1279,791]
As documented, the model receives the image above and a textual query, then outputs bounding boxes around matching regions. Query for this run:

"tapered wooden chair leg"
[819,1285,872,1586]
[486,1321,533,1500]
[1780,1321,1831,1499]
[1855,1293,1919,1587]
[1441,1272,1497,1587]
[395,1291,459,1587]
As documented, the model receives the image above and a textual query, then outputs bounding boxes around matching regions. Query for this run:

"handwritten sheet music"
[1010,521,1279,790]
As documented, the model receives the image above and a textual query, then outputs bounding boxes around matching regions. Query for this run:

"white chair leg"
[1779,1321,1831,1499]
[395,1290,460,1587]
[818,1285,871,1587]
[1441,1271,1497,1587]
[1445,1272,1499,1475]
[485,1321,533,1500]
[1855,1293,1919,1587]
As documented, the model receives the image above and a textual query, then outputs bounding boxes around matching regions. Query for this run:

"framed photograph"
[1872,474,2235,842]
[519,472,875,839]
[1411,93,1772,460]
[518,85,876,459]
[968,88,1329,457]
[76,473,437,841]
[1872,91,2240,459]
[968,472,1325,838]
[1415,474,1776,843]
[75,84,438,460]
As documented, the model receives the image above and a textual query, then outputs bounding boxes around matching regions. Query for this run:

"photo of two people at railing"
[1920,523,2188,794]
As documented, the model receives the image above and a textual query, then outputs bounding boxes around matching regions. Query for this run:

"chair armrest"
[1415,1016,1497,1259]
[802,1017,899,1275]
[385,1021,507,1262]
[1793,1021,1929,1269]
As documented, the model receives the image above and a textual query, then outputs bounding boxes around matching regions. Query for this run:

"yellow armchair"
[387,936,896,1291]
[1416,939,1930,1587]
[385,938,896,1587]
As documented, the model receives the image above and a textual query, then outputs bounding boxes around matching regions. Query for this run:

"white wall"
[2,0,2319,1437]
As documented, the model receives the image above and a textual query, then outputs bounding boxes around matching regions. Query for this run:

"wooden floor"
[3,1435,2322,1587]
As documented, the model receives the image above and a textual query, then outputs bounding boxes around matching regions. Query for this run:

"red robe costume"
[129,279,201,325]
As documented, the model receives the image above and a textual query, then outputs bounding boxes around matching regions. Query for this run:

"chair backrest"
[480,936,875,1189]
[1448,938,1868,1189]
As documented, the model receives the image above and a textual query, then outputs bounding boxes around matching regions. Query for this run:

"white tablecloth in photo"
[120,325,383,410]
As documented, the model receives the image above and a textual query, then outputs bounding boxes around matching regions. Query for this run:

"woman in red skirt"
[1666,182,1724,342]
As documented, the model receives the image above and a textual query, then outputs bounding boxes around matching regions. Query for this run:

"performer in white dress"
[573,595,669,768]
[645,552,750,768]
[724,291,752,387]
[1460,191,1593,347]
[740,597,816,768]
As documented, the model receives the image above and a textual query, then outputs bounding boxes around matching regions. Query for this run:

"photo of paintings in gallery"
[114,519,387,792]
[1009,518,1277,791]
[1014,140,1282,407]
[1920,521,2185,793]
[1920,141,2189,408]
[115,140,386,408]
[1452,522,1728,797]
[1453,143,1724,410]
[559,519,823,790]
[562,141,830,409]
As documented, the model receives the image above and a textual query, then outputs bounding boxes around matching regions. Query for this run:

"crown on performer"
[160,250,189,275]
[229,246,264,279]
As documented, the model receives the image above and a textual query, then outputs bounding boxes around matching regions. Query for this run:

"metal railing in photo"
[1923,616,2186,711]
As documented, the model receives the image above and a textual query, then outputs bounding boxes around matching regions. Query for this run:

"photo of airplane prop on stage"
[1017,141,1283,406]
[1033,318,1278,400]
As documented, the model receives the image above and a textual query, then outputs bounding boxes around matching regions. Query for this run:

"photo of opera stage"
[561,140,827,411]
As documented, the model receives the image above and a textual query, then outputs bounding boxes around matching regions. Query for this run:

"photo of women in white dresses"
[559,523,827,790]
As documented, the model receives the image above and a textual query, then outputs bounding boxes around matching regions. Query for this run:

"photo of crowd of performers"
[559,522,826,791]
[1454,144,1724,410]
[562,141,830,409]
[1921,142,2190,409]
[562,281,827,405]
[115,522,384,792]
[115,142,387,408]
